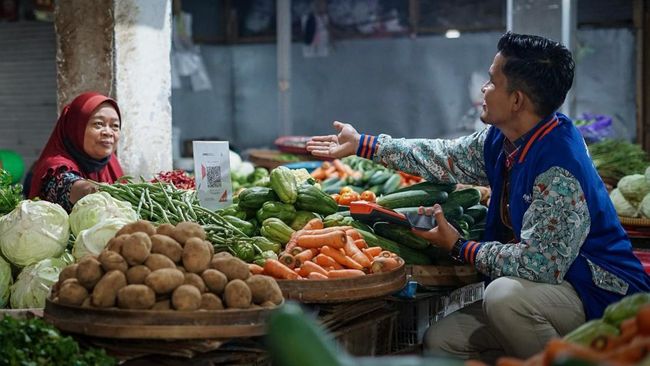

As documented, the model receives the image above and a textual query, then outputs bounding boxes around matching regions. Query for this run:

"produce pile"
[251,218,403,280]
[0,315,115,366]
[313,157,423,195]
[494,292,650,366]
[52,220,283,311]
[150,169,196,190]
[610,167,650,218]
[589,139,649,183]
[0,169,22,216]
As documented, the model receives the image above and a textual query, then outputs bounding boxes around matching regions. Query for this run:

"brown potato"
[91,270,127,308]
[200,293,223,310]
[213,251,232,259]
[176,265,186,273]
[81,297,92,308]
[152,299,171,311]
[201,269,228,294]
[58,278,88,306]
[77,256,104,289]
[150,234,183,262]
[204,240,214,257]
[171,222,205,244]
[144,268,185,294]
[145,253,176,271]
[121,233,151,265]
[116,220,156,236]
[182,237,212,273]
[260,301,276,308]
[246,275,283,305]
[117,284,156,309]
[184,273,206,293]
[223,279,251,309]
[156,223,176,237]
[171,284,201,311]
[126,265,151,284]
[58,264,78,284]
[106,234,130,253]
[98,250,128,273]
[210,256,250,281]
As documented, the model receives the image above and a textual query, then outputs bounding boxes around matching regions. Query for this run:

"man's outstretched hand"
[306,121,361,159]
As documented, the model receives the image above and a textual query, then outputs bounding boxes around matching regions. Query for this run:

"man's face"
[480,52,514,127]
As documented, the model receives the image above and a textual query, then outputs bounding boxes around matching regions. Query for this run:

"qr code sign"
[206,165,222,188]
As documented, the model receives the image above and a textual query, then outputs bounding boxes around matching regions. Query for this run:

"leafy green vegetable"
[589,140,649,182]
[0,315,116,366]
[0,170,22,216]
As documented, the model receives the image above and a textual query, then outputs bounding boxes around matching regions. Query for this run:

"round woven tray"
[619,216,650,228]
[43,298,277,339]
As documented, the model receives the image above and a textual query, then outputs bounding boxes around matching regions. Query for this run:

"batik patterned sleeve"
[41,169,84,212]
[358,128,490,186]
[469,166,591,284]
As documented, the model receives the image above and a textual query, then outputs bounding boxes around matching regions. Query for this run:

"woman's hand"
[411,204,460,252]
[69,179,98,205]
[306,121,361,159]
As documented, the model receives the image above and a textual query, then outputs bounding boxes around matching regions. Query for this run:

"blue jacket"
[483,113,650,319]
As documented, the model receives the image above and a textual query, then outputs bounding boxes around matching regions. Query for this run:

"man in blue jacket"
[307,32,650,362]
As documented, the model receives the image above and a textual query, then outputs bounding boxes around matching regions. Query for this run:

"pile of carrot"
[397,171,423,187]
[310,159,361,181]
[249,218,403,280]
[485,303,650,366]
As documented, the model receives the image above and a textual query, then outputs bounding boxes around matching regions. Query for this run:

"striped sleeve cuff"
[460,240,482,265]
[356,134,379,160]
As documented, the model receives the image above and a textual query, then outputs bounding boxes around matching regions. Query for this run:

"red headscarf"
[28,92,124,198]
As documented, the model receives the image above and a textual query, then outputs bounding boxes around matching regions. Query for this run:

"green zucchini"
[460,213,475,227]
[394,181,456,194]
[465,204,488,222]
[447,187,482,209]
[372,222,430,250]
[381,173,402,195]
[376,190,448,209]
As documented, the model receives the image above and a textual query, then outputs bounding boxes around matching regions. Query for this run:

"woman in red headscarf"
[28,92,124,211]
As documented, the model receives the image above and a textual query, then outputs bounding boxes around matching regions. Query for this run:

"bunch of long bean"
[97,181,249,250]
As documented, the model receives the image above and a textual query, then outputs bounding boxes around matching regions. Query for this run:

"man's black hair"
[497,31,575,118]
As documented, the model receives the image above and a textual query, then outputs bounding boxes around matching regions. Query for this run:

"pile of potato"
[51,220,283,311]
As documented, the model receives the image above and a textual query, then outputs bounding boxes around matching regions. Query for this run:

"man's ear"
[511,90,526,112]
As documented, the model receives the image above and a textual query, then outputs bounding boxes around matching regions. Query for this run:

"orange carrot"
[308,272,329,280]
[263,259,301,280]
[543,339,602,366]
[328,269,366,278]
[314,254,343,270]
[320,246,364,270]
[300,261,329,277]
[344,236,371,268]
[379,250,395,258]
[324,165,337,176]
[303,218,324,230]
[495,357,525,366]
[297,231,347,249]
[289,246,305,256]
[278,253,296,269]
[345,229,362,241]
[353,238,368,249]
[371,256,401,273]
[363,250,374,263]
[248,263,264,275]
[294,249,318,267]
[284,231,302,253]
[300,226,353,235]
[364,247,383,257]
[310,167,326,180]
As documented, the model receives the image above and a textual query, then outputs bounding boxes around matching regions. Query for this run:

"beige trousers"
[423,276,586,364]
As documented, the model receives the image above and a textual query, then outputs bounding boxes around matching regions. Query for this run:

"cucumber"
[381,173,402,195]
[373,222,430,250]
[368,170,392,186]
[460,213,475,227]
[394,181,456,194]
[357,229,432,265]
[440,203,464,221]
[447,187,482,209]
[467,228,484,241]
[465,204,488,222]
[376,190,447,209]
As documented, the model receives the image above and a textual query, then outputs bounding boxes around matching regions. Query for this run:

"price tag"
[192,141,232,210]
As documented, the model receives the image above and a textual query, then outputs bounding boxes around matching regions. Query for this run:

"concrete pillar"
[55,0,172,179]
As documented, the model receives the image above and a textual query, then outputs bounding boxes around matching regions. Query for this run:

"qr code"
[206,165,222,188]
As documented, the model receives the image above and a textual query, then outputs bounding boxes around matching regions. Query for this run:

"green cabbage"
[72,218,130,259]
[69,192,138,236]
[618,174,650,204]
[0,256,12,308]
[0,200,69,267]
[640,193,650,219]
[610,188,639,217]
[10,256,70,309]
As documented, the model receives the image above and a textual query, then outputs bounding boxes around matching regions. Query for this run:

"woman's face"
[83,103,121,160]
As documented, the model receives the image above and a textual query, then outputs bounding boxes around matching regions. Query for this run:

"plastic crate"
[390,292,446,352]
[334,310,398,356]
